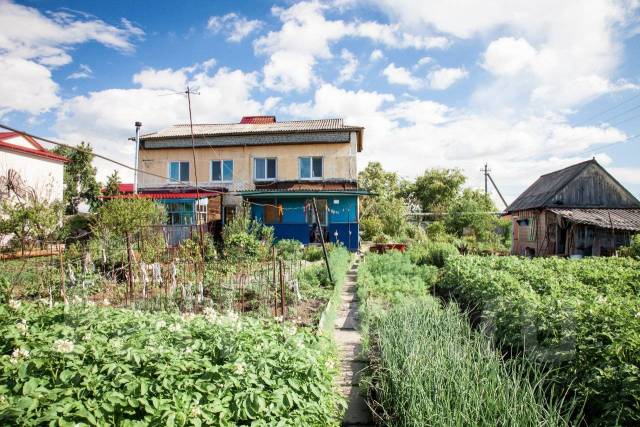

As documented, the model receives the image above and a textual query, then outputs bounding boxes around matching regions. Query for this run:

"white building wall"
[0,149,65,202]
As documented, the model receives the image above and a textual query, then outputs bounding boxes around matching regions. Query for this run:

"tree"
[0,194,63,253]
[410,168,466,213]
[358,162,409,240]
[444,189,498,240]
[103,170,122,197]
[54,142,101,214]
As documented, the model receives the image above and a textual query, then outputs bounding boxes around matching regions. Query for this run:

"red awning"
[103,192,220,200]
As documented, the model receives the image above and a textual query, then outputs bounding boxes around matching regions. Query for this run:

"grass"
[369,299,575,427]
[357,251,576,426]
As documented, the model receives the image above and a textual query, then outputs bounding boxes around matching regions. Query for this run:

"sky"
[1,0,640,206]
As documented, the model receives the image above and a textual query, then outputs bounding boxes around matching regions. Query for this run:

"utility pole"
[481,163,490,194]
[133,122,141,194]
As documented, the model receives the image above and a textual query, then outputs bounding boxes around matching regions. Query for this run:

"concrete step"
[335,314,359,330]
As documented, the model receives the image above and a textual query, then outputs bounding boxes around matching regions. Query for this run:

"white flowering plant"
[0,302,344,425]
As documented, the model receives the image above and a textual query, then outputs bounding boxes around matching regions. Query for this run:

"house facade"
[506,159,640,257]
[134,116,365,250]
[0,132,67,202]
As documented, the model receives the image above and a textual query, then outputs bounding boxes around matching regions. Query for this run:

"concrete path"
[335,257,373,426]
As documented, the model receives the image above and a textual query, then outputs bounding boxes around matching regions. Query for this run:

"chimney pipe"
[134,121,142,194]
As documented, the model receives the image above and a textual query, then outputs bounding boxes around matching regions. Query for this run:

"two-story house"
[134,116,365,250]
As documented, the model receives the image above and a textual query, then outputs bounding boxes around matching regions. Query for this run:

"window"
[305,199,328,225]
[299,157,323,179]
[211,160,233,182]
[196,200,208,224]
[165,202,194,225]
[254,158,277,181]
[169,161,189,182]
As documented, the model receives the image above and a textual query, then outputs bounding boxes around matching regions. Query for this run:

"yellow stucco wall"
[137,133,358,191]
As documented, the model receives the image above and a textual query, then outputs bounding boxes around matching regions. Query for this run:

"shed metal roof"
[507,160,594,212]
[549,208,640,231]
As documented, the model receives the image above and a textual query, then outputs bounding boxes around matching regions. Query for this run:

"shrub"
[275,239,303,260]
[302,245,323,262]
[408,241,459,268]
[620,233,640,258]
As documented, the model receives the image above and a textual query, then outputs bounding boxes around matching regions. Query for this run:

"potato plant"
[440,255,640,426]
[0,303,344,426]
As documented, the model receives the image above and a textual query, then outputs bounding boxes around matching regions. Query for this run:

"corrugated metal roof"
[507,160,594,212]
[549,208,640,231]
[240,116,276,124]
[139,118,362,140]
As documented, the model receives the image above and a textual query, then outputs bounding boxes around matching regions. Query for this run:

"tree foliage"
[358,162,409,240]
[103,170,122,197]
[54,142,102,214]
[410,168,466,213]
[444,189,498,239]
[0,194,63,252]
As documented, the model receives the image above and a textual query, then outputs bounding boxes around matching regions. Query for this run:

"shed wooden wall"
[551,163,638,208]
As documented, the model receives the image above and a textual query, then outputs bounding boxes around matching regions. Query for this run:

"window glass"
[267,158,276,179]
[170,162,180,181]
[180,162,189,182]
[312,157,323,178]
[255,158,265,179]
[300,157,311,178]
[223,160,233,181]
[211,161,222,181]
[305,199,328,225]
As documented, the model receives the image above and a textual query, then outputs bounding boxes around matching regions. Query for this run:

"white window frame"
[254,157,277,181]
[299,156,323,180]
[168,161,189,183]
[210,159,234,183]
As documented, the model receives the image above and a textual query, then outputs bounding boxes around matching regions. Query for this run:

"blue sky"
[1,0,640,204]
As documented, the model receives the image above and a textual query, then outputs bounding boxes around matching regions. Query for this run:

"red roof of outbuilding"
[103,192,220,200]
[118,183,134,193]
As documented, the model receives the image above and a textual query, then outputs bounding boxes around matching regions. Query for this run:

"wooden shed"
[506,159,640,257]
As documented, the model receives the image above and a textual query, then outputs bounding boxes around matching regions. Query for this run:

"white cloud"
[369,49,384,61]
[0,2,143,116]
[55,63,264,182]
[133,67,190,91]
[426,67,468,90]
[414,56,432,68]
[282,83,631,202]
[482,37,537,76]
[207,13,263,42]
[371,0,638,110]
[254,1,450,92]
[337,49,358,83]
[67,64,93,80]
[0,56,60,115]
[382,63,422,89]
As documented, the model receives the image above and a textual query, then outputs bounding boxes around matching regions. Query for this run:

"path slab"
[335,258,373,426]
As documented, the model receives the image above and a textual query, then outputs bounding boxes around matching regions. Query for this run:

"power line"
[574,92,640,126]
[597,102,640,125]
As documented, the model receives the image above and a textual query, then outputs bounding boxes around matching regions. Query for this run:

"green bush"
[275,239,303,260]
[0,303,344,425]
[620,234,640,258]
[408,241,459,268]
[302,245,323,262]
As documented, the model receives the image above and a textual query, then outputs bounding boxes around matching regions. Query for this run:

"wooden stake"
[59,252,67,305]
[279,259,286,320]
[312,197,333,284]
[126,232,134,306]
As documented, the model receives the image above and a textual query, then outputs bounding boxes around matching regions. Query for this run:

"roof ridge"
[539,159,594,177]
